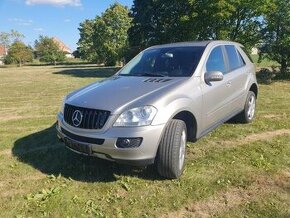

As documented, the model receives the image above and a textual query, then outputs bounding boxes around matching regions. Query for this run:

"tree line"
[77,0,289,75]
[0,31,66,66]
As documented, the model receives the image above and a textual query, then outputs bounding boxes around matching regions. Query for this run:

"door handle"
[226,81,232,87]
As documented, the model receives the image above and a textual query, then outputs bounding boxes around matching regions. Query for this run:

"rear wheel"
[156,119,187,179]
[236,91,256,123]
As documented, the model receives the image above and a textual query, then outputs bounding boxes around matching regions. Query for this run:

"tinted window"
[225,45,244,71]
[206,46,226,74]
[119,46,205,77]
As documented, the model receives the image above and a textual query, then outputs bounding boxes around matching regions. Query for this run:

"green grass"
[0,65,289,217]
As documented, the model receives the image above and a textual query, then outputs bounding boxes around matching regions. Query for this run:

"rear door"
[224,45,248,111]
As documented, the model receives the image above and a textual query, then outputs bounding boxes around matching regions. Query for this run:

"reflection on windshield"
[118,46,205,77]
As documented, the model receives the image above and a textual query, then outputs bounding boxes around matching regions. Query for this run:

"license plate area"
[64,138,91,155]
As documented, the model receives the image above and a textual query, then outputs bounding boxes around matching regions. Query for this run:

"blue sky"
[0,0,133,51]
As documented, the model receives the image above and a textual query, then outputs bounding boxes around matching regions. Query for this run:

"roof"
[148,40,243,49]
[0,45,6,56]
[52,37,72,54]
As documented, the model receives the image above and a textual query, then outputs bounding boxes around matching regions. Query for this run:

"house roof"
[52,37,72,54]
[0,45,6,56]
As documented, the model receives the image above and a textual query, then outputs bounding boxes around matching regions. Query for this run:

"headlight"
[61,96,67,114]
[114,106,157,127]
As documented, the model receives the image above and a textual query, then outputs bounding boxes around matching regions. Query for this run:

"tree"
[128,0,193,50]
[77,3,132,66]
[77,19,97,61]
[259,0,290,75]
[193,0,265,49]
[98,3,132,65]
[0,30,25,60]
[128,0,265,53]
[5,41,33,66]
[35,36,65,65]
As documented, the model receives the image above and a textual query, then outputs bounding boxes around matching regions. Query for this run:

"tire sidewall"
[175,123,187,176]
[156,119,187,179]
[244,91,256,123]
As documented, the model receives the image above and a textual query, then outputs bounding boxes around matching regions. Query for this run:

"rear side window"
[240,46,254,63]
[225,45,245,71]
[206,46,226,74]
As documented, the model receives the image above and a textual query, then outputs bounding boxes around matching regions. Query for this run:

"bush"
[256,68,276,84]
[3,55,14,65]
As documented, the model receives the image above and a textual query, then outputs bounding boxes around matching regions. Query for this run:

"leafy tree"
[0,30,24,49]
[259,0,290,75]
[5,41,33,66]
[193,0,265,49]
[0,30,25,62]
[128,0,265,52]
[77,19,97,61]
[77,3,132,66]
[72,49,81,59]
[128,0,193,50]
[35,36,65,65]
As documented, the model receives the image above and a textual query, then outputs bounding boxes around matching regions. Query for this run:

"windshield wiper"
[140,72,166,77]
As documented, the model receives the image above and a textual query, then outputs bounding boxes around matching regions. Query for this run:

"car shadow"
[53,66,121,78]
[12,124,161,183]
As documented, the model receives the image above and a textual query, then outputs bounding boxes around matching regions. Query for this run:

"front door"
[201,46,234,132]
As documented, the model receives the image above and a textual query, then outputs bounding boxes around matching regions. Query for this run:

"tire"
[156,119,187,179]
[235,91,256,123]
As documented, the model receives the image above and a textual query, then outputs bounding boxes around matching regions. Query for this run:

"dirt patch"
[222,129,290,147]
[164,170,290,218]
[262,114,287,119]
[0,149,12,156]
[0,173,46,198]
[189,129,290,158]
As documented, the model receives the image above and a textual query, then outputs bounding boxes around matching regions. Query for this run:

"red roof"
[52,37,72,54]
[0,45,6,56]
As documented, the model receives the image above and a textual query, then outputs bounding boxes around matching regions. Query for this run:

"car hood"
[66,76,185,114]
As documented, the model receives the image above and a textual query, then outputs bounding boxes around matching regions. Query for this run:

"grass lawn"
[0,65,289,217]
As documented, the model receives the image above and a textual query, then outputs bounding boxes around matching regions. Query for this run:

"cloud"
[9,18,33,26]
[25,0,81,7]
[64,18,71,22]
[34,27,45,32]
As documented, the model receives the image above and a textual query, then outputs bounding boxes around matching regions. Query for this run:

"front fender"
[151,96,202,131]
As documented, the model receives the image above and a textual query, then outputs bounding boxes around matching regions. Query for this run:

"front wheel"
[156,119,187,179]
[236,91,256,123]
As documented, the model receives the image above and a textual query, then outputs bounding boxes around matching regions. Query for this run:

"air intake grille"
[143,78,172,83]
[64,104,110,129]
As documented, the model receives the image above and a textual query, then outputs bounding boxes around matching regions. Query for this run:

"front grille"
[64,104,110,129]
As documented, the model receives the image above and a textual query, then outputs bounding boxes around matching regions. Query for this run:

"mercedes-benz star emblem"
[72,110,83,127]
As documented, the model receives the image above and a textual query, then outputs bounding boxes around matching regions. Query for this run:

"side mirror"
[204,71,224,84]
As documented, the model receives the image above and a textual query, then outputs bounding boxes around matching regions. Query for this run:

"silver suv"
[56,41,258,179]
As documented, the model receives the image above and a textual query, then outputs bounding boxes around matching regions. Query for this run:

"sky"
[0,0,133,51]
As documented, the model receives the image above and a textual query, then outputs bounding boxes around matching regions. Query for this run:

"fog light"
[116,138,143,148]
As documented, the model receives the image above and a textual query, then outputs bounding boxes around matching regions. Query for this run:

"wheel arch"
[249,83,258,98]
[172,111,197,142]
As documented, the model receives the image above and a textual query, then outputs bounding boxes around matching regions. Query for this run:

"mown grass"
[0,65,289,217]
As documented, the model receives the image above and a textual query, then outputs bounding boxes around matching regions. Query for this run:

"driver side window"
[206,46,226,74]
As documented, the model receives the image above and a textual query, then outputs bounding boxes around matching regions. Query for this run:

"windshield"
[118,46,205,77]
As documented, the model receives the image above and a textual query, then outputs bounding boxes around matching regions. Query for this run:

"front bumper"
[56,112,165,166]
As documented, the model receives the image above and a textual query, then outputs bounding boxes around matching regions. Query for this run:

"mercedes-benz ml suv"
[56,41,258,179]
